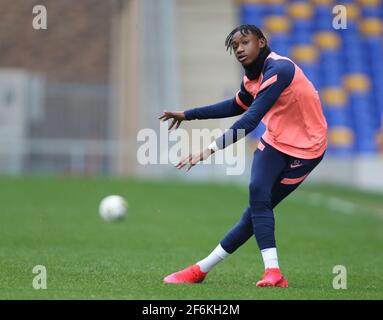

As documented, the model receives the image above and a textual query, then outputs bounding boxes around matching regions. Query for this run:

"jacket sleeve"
[184,80,253,120]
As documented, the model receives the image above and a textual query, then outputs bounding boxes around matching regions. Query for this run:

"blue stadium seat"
[290,20,313,45]
[361,5,382,18]
[313,5,334,31]
[288,1,313,46]
[239,4,267,27]
[300,63,320,88]
[266,3,286,16]
[269,33,290,56]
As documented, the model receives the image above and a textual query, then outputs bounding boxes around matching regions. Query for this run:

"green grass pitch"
[0,176,382,299]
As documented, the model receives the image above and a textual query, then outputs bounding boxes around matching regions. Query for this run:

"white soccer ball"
[99,195,128,222]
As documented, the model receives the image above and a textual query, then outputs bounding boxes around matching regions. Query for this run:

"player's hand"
[176,148,213,172]
[158,111,186,130]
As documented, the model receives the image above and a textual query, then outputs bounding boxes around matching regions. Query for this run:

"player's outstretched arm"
[158,111,186,130]
[158,81,252,127]
[183,98,245,121]
[158,97,245,130]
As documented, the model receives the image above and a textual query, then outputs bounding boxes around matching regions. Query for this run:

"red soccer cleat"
[256,268,289,287]
[163,264,207,284]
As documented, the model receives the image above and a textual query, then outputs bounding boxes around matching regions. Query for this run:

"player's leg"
[163,207,253,283]
[192,142,283,278]
[215,140,286,263]
[255,153,325,287]
[163,139,285,284]
[178,203,261,282]
[213,144,318,272]
[219,206,252,254]
[163,148,325,284]
[245,140,290,287]
[191,206,253,274]
[194,140,289,277]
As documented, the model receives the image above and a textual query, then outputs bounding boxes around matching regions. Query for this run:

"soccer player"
[159,25,327,287]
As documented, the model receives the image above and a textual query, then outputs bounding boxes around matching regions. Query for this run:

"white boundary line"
[291,191,383,219]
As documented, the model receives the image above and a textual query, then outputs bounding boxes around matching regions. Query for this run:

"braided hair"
[225,24,267,53]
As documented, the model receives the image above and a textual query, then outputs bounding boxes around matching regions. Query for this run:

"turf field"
[0,176,382,299]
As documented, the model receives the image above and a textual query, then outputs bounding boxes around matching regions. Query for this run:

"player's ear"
[258,37,266,48]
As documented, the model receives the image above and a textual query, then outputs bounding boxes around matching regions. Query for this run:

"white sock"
[261,247,279,269]
[196,244,230,272]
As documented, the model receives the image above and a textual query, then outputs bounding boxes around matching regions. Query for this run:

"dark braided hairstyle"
[225,24,267,53]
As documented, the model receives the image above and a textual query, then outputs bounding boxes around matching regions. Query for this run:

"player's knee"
[248,190,274,218]
[250,203,273,219]
[249,182,263,196]
[249,182,270,203]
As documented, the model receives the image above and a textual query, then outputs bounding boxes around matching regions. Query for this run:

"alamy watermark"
[32,265,47,289]
[332,265,347,289]
[137,122,247,175]
[333,5,347,30]
[32,5,47,30]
